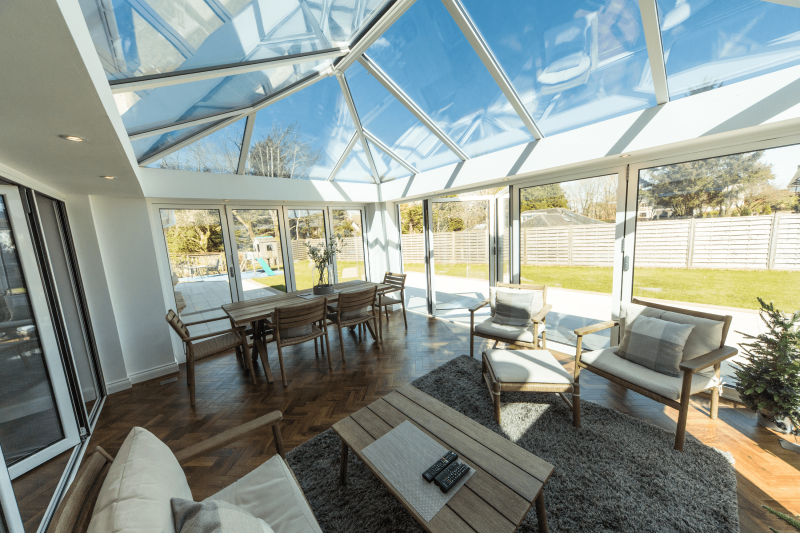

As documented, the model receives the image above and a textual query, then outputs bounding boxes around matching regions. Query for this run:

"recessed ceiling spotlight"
[101,176,115,180]
[61,135,84,142]
[224,199,229,202]
[620,154,631,158]
[503,178,509,181]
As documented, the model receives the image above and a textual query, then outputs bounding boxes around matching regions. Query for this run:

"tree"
[164,210,224,260]
[155,124,243,173]
[563,175,617,220]
[248,123,321,179]
[399,202,424,234]
[520,183,568,213]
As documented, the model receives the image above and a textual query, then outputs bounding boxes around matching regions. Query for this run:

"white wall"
[88,195,177,384]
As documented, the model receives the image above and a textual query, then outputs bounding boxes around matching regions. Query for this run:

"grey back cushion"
[493,289,540,327]
[172,498,274,533]
[617,316,695,377]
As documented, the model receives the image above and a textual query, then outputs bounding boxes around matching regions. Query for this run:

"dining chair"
[327,286,380,362]
[376,272,408,338]
[165,310,255,406]
[272,298,332,386]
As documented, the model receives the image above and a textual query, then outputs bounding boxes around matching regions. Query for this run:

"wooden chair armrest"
[185,327,243,342]
[183,316,230,326]
[574,320,619,337]
[679,345,738,374]
[469,298,490,313]
[531,304,552,323]
[175,411,284,464]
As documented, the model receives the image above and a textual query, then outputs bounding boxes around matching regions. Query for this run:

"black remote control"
[435,461,470,493]
[422,451,458,482]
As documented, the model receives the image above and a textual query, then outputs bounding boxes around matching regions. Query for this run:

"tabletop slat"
[364,399,533,524]
[397,385,554,483]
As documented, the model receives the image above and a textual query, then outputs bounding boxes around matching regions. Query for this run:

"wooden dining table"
[222,280,394,384]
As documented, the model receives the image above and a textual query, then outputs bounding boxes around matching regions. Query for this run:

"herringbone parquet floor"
[14,310,800,532]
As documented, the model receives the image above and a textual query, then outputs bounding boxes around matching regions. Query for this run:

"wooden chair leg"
[541,329,547,350]
[710,363,721,420]
[240,335,258,385]
[470,329,475,359]
[401,299,408,329]
[535,490,549,533]
[572,383,581,428]
[323,328,333,371]
[385,305,390,322]
[187,354,196,407]
[674,373,693,451]
[339,439,349,486]
[493,382,501,424]
[338,323,346,363]
[314,337,319,357]
[275,342,288,387]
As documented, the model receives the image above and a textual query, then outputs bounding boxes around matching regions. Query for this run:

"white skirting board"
[128,362,179,385]
[105,377,132,395]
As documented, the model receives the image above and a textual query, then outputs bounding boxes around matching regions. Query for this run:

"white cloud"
[372,37,391,49]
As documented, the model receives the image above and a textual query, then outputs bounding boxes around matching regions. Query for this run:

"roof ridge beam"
[358,54,469,160]
[439,0,543,140]
[638,0,670,105]
[110,47,347,94]
[337,73,380,183]
[362,129,418,177]
[328,131,359,181]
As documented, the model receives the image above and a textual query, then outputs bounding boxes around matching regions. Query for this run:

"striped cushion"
[617,316,694,377]
[493,290,537,327]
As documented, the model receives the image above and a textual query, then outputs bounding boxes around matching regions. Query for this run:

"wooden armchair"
[573,298,738,451]
[376,272,408,338]
[46,412,321,533]
[272,298,333,386]
[469,283,552,358]
[327,286,380,362]
[165,310,255,406]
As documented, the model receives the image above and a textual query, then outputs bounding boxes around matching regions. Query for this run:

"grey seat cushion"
[171,498,273,533]
[474,318,538,343]
[484,349,572,384]
[494,290,536,326]
[617,316,694,377]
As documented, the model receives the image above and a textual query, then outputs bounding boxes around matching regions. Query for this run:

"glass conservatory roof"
[80,0,800,183]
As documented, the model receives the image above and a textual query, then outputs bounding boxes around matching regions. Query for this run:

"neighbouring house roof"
[790,165,800,193]
[520,208,610,228]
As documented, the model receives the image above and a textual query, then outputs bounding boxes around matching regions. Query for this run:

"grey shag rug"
[286,355,738,532]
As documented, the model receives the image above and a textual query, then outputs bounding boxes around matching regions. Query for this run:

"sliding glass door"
[286,210,328,291]
[226,208,290,298]
[331,210,367,283]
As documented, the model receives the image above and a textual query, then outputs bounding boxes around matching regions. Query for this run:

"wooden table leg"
[254,320,274,384]
[339,439,349,486]
[535,489,549,533]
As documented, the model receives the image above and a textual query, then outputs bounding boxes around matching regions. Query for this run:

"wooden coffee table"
[333,384,554,533]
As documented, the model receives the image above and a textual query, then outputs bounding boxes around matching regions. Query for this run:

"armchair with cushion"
[573,298,738,451]
[47,411,322,533]
[469,283,552,358]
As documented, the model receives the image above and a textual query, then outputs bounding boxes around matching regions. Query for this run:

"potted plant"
[733,298,800,452]
[306,238,343,295]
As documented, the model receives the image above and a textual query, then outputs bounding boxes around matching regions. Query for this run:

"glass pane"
[498,194,510,283]
[346,62,461,173]
[0,198,64,466]
[366,0,533,158]
[159,209,232,334]
[519,175,618,349]
[287,210,327,290]
[231,210,287,297]
[658,0,800,100]
[633,145,800,387]
[79,0,391,80]
[121,60,326,135]
[398,201,426,312]
[334,139,375,183]
[246,76,356,180]
[461,0,655,136]
[431,197,489,310]
[131,120,225,162]
[332,210,366,282]
[368,140,411,182]
[146,117,246,173]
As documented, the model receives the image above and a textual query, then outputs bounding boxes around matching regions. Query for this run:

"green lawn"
[402,263,800,311]
[252,261,364,292]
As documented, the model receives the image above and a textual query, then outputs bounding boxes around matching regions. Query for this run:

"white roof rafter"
[439,0,544,140]
[638,0,670,105]
[362,129,419,178]
[337,72,380,183]
[328,131,359,181]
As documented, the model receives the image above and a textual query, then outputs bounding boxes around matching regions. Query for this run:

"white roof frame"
[439,0,544,140]
[638,0,670,105]
[363,129,419,177]
[337,72,380,183]
[761,0,800,7]
[328,131,359,181]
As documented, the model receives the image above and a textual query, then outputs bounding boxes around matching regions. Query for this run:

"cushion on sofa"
[490,287,543,318]
[581,347,718,401]
[484,349,573,384]
[618,302,662,347]
[658,310,725,361]
[88,427,193,533]
[617,316,694,377]
[207,455,322,533]
[474,318,537,343]
[171,498,274,533]
[494,290,537,326]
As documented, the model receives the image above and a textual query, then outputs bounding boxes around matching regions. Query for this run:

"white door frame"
[0,186,81,480]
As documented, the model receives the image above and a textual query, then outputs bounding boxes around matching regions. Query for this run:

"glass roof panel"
[244,75,355,180]
[345,62,460,173]
[144,117,246,172]
[364,0,533,159]
[131,120,224,161]
[368,140,412,182]
[120,60,327,135]
[335,139,376,183]
[460,0,655,137]
[79,0,391,80]
[658,0,800,100]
